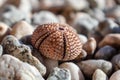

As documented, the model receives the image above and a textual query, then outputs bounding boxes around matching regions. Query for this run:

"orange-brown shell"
[31,23,82,61]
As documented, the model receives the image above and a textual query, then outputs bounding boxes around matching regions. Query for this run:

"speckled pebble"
[47,67,71,80]
[59,62,85,80]
[1,35,46,76]
[95,45,116,60]
[0,54,44,80]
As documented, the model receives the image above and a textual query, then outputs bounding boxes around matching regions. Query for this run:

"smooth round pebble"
[109,70,120,80]
[95,45,116,60]
[59,62,85,80]
[92,69,108,80]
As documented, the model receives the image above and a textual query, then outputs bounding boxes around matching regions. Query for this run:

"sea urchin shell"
[31,23,82,61]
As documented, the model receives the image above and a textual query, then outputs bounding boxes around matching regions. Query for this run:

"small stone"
[105,6,120,19]
[0,45,3,56]
[95,45,116,60]
[78,34,88,44]
[65,0,89,11]
[0,22,11,42]
[10,21,34,39]
[0,5,30,26]
[99,34,120,48]
[111,54,120,71]
[87,0,106,10]
[6,0,32,13]
[77,60,112,77]
[92,69,108,80]
[32,11,59,26]
[59,62,85,80]
[43,57,58,77]
[72,12,98,36]
[83,37,96,55]
[109,70,120,80]
[0,54,44,80]
[1,35,46,76]
[47,67,71,80]
[97,18,119,36]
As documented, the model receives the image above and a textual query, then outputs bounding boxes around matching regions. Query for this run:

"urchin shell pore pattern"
[31,23,82,61]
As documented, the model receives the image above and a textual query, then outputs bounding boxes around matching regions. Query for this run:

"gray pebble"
[95,45,116,60]
[47,67,71,80]
[0,45,3,56]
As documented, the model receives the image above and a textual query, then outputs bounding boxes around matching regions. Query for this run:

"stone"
[92,69,108,80]
[111,54,120,71]
[83,37,96,55]
[1,35,46,76]
[59,62,85,80]
[32,11,59,26]
[0,45,3,56]
[65,0,89,11]
[72,12,98,36]
[47,67,71,80]
[0,5,30,26]
[99,34,120,48]
[109,70,120,80]
[10,21,34,39]
[95,45,116,60]
[77,60,112,77]
[78,34,88,44]
[0,22,11,42]
[0,54,44,80]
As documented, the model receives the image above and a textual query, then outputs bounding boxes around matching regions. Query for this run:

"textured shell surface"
[31,23,82,61]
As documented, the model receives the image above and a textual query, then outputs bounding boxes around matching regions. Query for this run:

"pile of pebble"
[0,0,120,80]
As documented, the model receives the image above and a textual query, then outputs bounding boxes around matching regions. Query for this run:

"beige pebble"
[92,69,108,80]
[99,34,120,48]
[109,70,120,80]
[78,34,88,44]
[0,54,44,80]
[83,37,96,55]
[0,22,11,42]
[10,21,34,39]
[59,62,85,80]
[77,60,112,77]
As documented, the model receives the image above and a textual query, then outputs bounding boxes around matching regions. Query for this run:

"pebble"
[0,45,3,56]
[65,0,89,11]
[99,34,120,48]
[111,54,120,71]
[47,67,71,80]
[95,45,116,60]
[0,54,44,80]
[10,21,34,39]
[97,18,119,36]
[92,69,108,80]
[32,11,59,26]
[77,59,112,77]
[78,34,88,44]
[0,22,11,42]
[109,70,120,80]
[1,35,46,76]
[83,37,97,55]
[59,62,85,80]
[72,12,98,36]
[0,5,31,26]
